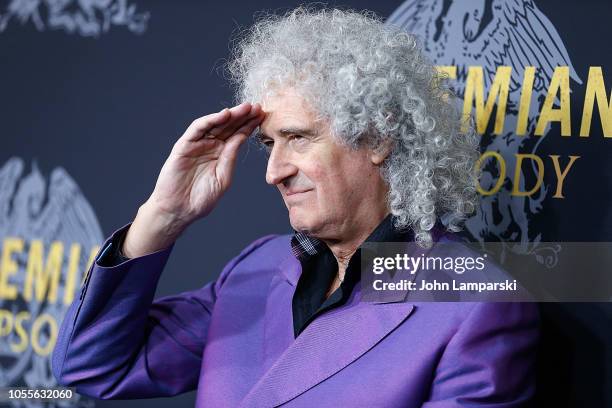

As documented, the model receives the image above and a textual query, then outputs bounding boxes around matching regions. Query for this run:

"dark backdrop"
[1,1,611,407]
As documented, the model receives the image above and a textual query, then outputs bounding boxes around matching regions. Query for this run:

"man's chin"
[289,220,313,234]
[288,213,320,235]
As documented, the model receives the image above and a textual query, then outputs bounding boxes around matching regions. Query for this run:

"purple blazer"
[52,223,540,407]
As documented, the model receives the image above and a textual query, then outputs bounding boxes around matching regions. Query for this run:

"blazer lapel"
[241,253,415,408]
[260,255,301,374]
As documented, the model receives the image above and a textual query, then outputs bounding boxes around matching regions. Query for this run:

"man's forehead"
[260,103,320,137]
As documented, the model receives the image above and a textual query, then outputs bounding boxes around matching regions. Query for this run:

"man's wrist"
[122,201,187,258]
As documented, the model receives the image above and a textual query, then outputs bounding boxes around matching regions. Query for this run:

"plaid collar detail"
[289,214,410,262]
[290,231,326,262]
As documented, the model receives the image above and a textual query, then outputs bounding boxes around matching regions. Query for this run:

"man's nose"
[265,145,297,185]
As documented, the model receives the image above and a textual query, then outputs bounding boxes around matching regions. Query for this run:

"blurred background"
[0,1,611,407]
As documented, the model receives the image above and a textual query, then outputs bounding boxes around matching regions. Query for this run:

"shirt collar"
[290,213,413,263]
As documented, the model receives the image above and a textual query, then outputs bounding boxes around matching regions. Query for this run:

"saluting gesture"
[123,103,265,257]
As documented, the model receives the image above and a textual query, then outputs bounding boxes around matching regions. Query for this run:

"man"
[52,7,539,407]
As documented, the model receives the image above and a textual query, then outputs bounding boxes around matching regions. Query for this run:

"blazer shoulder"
[243,233,291,253]
[230,233,293,267]
[249,232,291,254]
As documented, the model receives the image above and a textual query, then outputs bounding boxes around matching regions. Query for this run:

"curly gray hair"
[227,6,480,246]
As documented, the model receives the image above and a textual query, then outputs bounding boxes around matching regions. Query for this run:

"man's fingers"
[215,107,264,185]
[216,132,248,189]
[209,103,262,140]
[182,102,254,142]
[232,112,265,139]
[178,103,262,161]
[182,108,232,142]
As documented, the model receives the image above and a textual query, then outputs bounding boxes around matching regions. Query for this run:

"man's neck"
[322,209,390,281]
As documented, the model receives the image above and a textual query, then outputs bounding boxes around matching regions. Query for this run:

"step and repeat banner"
[1,1,610,407]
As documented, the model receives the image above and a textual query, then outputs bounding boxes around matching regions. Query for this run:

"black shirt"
[98,213,412,339]
[290,214,412,338]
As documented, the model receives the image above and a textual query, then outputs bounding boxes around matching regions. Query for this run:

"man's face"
[258,87,388,240]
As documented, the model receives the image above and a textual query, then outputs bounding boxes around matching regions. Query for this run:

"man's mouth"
[285,189,313,197]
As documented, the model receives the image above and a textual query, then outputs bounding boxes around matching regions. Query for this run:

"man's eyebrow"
[278,127,317,136]
[257,127,317,139]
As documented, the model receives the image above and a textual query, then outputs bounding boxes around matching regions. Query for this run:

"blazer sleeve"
[421,302,540,408]
[51,222,276,400]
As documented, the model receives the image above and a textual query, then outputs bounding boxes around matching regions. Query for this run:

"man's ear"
[370,138,394,165]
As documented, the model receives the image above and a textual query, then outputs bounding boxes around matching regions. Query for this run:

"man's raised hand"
[122,102,265,258]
